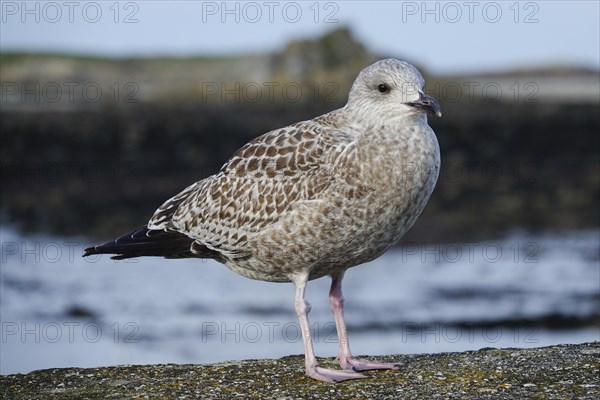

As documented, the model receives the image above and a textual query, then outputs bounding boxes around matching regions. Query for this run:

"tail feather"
[84,226,198,260]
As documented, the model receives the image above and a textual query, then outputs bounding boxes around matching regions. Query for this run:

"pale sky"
[1,0,599,74]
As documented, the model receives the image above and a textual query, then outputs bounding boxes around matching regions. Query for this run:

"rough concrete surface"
[1,342,599,399]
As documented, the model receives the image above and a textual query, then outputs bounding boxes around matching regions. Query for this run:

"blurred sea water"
[1,227,598,375]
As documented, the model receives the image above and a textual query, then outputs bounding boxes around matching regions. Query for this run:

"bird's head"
[347,58,442,120]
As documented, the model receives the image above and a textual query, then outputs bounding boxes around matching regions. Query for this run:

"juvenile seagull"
[84,59,441,383]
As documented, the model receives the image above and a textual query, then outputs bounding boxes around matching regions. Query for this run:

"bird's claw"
[341,357,403,372]
[306,365,369,383]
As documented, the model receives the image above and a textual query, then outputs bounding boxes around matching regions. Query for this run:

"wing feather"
[148,116,357,259]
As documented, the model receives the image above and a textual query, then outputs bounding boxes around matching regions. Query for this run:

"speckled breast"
[325,122,441,271]
[225,122,440,282]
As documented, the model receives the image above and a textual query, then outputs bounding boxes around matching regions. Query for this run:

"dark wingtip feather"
[83,246,97,257]
[82,226,201,260]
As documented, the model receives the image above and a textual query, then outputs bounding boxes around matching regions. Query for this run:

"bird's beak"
[407,92,442,117]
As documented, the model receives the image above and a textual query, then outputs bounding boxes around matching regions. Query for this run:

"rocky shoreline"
[2,342,599,399]
[3,100,599,244]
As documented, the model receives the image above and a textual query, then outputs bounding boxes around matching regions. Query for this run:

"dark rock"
[64,305,97,320]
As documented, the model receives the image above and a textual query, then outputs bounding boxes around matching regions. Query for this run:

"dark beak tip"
[408,93,442,118]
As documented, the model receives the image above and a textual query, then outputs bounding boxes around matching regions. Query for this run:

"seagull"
[84,59,442,383]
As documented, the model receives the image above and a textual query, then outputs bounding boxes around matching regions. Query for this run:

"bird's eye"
[377,83,390,93]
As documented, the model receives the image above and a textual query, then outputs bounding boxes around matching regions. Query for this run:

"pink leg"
[329,272,402,371]
[293,275,367,383]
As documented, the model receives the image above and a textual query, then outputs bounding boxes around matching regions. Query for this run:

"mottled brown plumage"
[85,59,442,382]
